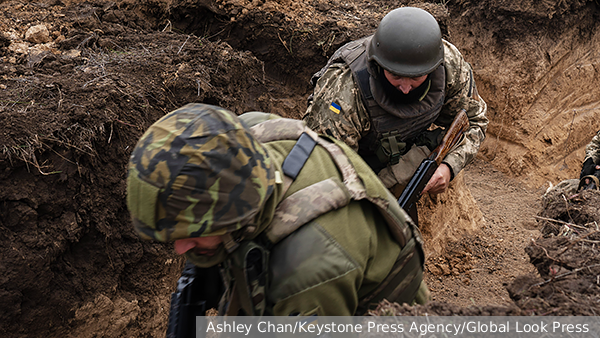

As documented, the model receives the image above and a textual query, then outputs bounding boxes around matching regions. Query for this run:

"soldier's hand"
[423,163,451,195]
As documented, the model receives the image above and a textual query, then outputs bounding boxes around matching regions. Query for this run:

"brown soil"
[1,0,599,336]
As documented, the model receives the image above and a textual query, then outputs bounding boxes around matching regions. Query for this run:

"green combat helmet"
[126,103,275,244]
[367,7,444,77]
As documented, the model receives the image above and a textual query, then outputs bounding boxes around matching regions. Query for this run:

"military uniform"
[585,130,600,164]
[543,131,600,197]
[303,37,488,190]
[127,103,429,316]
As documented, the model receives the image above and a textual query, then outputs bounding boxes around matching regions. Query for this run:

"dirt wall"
[448,0,600,188]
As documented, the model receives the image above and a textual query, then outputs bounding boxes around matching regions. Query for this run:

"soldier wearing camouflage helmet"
[303,7,488,197]
[127,103,429,316]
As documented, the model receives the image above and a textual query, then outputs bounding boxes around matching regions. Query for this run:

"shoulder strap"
[249,119,353,244]
[249,118,411,248]
[341,36,379,110]
[224,241,270,316]
[309,37,368,87]
[355,67,373,100]
[236,118,424,314]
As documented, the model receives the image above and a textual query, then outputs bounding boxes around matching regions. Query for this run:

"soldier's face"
[384,70,428,94]
[174,236,223,256]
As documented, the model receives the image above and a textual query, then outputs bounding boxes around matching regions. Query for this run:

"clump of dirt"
[370,299,524,316]
[538,188,600,236]
[426,239,474,277]
[379,189,600,317]
[508,189,600,316]
[418,172,483,259]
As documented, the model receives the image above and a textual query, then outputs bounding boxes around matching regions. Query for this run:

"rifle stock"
[427,109,470,165]
[397,109,470,224]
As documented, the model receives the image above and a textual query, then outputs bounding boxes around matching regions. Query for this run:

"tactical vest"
[221,117,425,316]
[314,36,446,171]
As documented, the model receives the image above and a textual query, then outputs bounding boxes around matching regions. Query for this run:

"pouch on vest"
[375,128,443,167]
[225,241,270,316]
[375,131,408,166]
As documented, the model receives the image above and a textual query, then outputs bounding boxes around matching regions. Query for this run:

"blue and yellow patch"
[329,102,341,114]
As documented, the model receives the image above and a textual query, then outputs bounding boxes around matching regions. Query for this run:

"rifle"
[166,262,223,338]
[397,109,470,226]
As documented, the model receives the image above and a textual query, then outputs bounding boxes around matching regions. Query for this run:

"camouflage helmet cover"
[127,103,275,242]
[367,7,444,77]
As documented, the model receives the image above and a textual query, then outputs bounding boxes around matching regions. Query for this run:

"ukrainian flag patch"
[329,102,341,114]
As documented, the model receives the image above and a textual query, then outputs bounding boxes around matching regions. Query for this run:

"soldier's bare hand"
[422,163,451,195]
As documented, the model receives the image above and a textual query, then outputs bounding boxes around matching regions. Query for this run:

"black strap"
[355,67,373,100]
[468,67,474,97]
[281,132,317,179]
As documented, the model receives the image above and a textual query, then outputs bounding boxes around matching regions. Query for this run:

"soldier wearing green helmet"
[127,103,429,317]
[303,6,488,197]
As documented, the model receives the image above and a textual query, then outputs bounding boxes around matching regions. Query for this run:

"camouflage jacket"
[585,130,600,164]
[302,38,488,178]
[236,113,427,316]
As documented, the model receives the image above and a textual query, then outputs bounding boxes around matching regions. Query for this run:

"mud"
[1,0,599,337]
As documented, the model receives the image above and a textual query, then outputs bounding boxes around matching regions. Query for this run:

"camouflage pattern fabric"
[238,113,428,315]
[377,144,431,191]
[126,103,275,242]
[303,39,488,181]
[585,130,600,164]
[224,240,270,316]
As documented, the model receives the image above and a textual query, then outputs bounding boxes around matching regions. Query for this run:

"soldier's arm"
[302,63,369,151]
[585,130,600,164]
[435,40,489,177]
